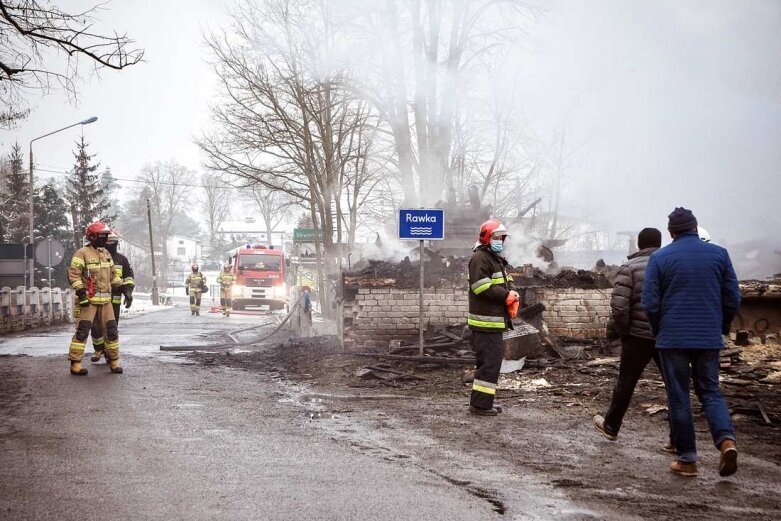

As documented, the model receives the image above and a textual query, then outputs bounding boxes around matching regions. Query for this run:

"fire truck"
[226,244,288,310]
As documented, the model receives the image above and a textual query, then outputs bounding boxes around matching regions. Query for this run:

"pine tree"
[64,137,114,236]
[99,166,119,224]
[33,180,73,287]
[1,143,31,242]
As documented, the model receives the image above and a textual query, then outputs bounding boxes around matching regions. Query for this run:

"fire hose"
[160,293,306,352]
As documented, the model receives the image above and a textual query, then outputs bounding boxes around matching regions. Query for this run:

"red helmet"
[478,219,509,245]
[106,229,120,245]
[85,221,111,242]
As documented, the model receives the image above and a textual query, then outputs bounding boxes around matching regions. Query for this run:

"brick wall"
[341,282,611,350]
[532,288,611,338]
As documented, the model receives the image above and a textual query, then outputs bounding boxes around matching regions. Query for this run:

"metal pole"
[28,146,35,288]
[419,239,424,356]
[147,198,160,305]
[47,238,52,290]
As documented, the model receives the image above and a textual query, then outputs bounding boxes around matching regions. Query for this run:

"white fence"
[0,286,73,334]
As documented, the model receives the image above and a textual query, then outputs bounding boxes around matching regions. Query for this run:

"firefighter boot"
[70,361,88,376]
[109,358,123,374]
[91,349,104,363]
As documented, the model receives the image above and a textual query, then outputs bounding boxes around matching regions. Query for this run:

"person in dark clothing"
[643,207,741,478]
[594,228,671,448]
[467,219,519,416]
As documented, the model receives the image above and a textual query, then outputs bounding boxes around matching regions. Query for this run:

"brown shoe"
[670,460,698,477]
[719,440,738,477]
[593,415,617,441]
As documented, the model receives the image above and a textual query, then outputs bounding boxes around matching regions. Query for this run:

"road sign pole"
[419,239,424,356]
[47,238,52,290]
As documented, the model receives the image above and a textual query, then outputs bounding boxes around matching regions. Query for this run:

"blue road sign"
[398,208,445,241]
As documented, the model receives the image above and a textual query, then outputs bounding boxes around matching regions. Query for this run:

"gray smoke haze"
[4,0,779,278]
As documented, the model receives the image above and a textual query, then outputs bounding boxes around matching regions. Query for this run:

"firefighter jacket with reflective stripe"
[217,272,236,288]
[186,272,206,293]
[69,245,122,305]
[110,250,135,304]
[467,247,515,333]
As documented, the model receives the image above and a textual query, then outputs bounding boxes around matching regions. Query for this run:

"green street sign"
[293,228,324,243]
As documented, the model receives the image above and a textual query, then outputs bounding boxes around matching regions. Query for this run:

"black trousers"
[470,331,504,410]
[604,335,665,435]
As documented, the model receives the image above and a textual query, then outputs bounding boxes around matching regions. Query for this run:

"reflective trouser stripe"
[112,297,122,304]
[105,339,120,360]
[69,341,86,351]
[472,379,497,395]
[93,338,105,347]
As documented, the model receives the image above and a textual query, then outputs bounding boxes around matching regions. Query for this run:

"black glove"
[185,287,189,296]
[124,294,133,309]
[202,285,208,294]
[75,288,90,307]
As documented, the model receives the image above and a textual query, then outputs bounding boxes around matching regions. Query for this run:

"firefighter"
[216,264,236,316]
[91,230,135,363]
[467,219,520,416]
[67,221,124,375]
[185,263,207,316]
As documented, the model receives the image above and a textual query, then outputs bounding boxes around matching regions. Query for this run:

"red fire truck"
[226,244,288,310]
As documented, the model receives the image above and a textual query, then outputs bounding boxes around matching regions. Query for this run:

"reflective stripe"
[467,313,505,329]
[491,272,504,279]
[470,277,491,291]
[111,277,123,286]
[472,382,497,395]
[71,280,85,290]
[506,275,514,282]
[87,262,113,269]
[473,379,497,390]
[472,281,492,295]
[114,267,123,276]
[71,257,85,268]
[69,341,86,351]
[123,277,135,286]
[492,277,506,284]
[93,338,105,346]
[112,297,122,304]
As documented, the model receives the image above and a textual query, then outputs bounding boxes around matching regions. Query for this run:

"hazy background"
[3,0,780,264]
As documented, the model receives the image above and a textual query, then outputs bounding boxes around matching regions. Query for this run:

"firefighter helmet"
[478,219,509,245]
[191,263,199,273]
[224,264,231,271]
[698,226,711,243]
[106,229,120,245]
[85,221,111,242]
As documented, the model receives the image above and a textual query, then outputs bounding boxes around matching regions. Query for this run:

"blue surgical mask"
[490,239,504,253]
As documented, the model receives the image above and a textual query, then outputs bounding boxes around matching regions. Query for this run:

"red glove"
[505,291,520,319]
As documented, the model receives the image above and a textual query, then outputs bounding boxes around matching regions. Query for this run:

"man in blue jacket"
[642,207,741,477]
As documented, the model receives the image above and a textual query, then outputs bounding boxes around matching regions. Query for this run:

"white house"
[166,235,202,268]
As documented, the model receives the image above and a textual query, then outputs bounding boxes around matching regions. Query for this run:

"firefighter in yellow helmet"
[216,263,237,316]
[185,263,207,316]
[67,221,124,375]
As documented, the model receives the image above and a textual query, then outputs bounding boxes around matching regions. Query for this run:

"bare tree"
[0,0,144,127]
[197,0,382,314]
[354,0,543,206]
[138,160,191,287]
[200,171,232,258]
[247,185,296,248]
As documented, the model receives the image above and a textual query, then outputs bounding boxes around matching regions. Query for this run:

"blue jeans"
[659,349,736,463]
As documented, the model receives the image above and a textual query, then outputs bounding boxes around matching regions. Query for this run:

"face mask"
[93,235,108,248]
[105,242,117,254]
[490,239,504,253]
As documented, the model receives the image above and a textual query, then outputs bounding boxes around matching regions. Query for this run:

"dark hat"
[667,207,698,233]
[637,228,662,249]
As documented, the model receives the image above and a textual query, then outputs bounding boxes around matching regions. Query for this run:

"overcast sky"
[3,0,779,249]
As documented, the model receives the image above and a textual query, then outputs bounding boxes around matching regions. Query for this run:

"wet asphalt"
[0,307,496,521]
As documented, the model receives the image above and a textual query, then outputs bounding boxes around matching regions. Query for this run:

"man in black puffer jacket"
[594,228,669,443]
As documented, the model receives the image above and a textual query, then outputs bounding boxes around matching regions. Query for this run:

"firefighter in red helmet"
[467,219,520,415]
[90,229,135,363]
[67,221,124,375]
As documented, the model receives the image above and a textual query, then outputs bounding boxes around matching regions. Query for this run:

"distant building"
[166,235,202,268]
[217,218,286,249]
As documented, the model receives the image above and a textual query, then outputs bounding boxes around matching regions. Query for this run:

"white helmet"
[698,226,711,243]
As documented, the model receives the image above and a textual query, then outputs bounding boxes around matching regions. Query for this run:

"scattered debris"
[645,404,667,416]
[500,357,526,374]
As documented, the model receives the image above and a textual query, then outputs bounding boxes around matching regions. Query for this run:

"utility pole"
[28,147,35,288]
[147,198,159,305]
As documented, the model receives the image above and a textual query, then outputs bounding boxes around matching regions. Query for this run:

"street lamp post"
[28,117,98,287]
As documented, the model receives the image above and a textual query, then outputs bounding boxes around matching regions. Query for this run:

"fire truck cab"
[227,244,288,310]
